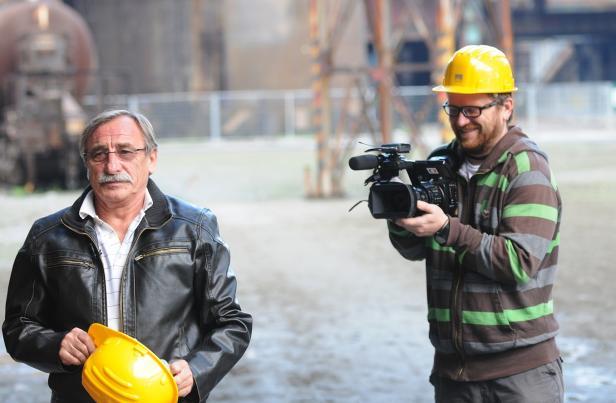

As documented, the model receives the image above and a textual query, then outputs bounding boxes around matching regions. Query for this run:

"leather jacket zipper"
[134,247,188,261]
[121,216,173,334]
[120,226,150,334]
[46,258,95,270]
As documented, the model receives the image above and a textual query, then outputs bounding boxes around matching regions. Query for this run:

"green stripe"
[514,152,531,173]
[479,199,488,213]
[428,308,451,322]
[388,221,414,237]
[497,150,510,164]
[463,310,509,326]
[427,237,455,254]
[477,172,509,192]
[547,233,560,254]
[503,203,558,222]
[505,239,530,284]
[500,177,509,192]
[478,172,499,187]
[457,248,468,264]
[429,300,554,326]
[505,300,554,323]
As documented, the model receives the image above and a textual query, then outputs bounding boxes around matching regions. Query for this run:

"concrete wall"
[69,0,367,94]
[69,0,195,94]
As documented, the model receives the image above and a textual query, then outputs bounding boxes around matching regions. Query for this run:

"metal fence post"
[612,86,616,132]
[605,83,615,131]
[284,91,296,137]
[209,92,221,140]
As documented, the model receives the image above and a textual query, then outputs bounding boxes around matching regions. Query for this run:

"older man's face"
[84,116,157,209]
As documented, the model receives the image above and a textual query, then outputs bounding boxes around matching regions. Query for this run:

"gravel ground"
[1,126,615,402]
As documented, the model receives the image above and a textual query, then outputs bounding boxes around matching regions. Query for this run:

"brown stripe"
[508,315,559,339]
[433,338,559,381]
[462,322,515,344]
[498,285,554,310]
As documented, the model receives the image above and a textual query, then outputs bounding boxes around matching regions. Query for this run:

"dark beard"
[454,124,488,158]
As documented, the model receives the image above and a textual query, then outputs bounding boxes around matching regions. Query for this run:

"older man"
[3,110,252,402]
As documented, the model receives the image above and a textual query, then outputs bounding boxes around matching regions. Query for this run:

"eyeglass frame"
[83,147,148,163]
[442,100,499,118]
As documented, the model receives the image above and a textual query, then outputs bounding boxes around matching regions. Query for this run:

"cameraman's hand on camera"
[394,201,449,237]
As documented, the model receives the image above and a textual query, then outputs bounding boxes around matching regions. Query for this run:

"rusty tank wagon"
[0,0,97,190]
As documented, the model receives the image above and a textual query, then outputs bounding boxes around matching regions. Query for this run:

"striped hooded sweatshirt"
[389,126,561,381]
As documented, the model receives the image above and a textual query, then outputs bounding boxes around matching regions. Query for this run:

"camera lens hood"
[369,181,418,219]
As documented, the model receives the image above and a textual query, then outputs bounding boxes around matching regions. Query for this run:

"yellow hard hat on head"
[432,45,517,94]
[82,323,178,403]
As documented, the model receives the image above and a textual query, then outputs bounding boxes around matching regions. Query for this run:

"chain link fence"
[83,82,615,140]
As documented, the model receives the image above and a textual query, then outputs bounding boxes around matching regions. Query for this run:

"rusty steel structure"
[307,0,514,198]
[0,0,97,190]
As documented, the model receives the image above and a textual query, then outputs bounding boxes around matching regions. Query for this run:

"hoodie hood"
[437,125,548,174]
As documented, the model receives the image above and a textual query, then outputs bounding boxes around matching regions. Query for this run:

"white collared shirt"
[79,190,153,330]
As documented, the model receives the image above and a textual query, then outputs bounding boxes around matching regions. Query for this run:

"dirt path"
[208,199,434,402]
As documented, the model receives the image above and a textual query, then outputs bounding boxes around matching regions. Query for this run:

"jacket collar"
[62,179,171,232]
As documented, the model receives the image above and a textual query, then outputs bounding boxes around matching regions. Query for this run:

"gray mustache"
[98,172,133,184]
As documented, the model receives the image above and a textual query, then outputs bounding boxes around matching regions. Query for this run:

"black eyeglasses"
[442,100,498,118]
[84,147,147,163]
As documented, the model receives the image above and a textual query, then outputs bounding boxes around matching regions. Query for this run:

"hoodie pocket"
[492,284,516,341]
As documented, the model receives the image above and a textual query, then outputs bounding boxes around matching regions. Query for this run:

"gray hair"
[80,109,159,162]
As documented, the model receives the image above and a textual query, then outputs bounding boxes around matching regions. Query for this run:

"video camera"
[348,143,458,219]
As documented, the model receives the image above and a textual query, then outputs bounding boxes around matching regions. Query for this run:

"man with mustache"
[3,110,252,402]
[388,45,563,402]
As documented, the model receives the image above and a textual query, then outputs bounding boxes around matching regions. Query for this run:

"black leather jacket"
[2,180,252,402]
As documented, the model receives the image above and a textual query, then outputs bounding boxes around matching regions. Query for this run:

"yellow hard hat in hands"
[433,45,517,94]
[82,323,178,403]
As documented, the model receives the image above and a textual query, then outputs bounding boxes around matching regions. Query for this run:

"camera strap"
[348,199,368,212]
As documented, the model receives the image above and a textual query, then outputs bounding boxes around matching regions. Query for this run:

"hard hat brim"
[432,84,518,94]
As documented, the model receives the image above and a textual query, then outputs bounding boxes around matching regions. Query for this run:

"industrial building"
[64,0,616,94]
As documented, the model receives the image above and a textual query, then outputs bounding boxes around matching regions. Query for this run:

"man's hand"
[58,327,96,366]
[170,359,194,397]
[394,201,448,237]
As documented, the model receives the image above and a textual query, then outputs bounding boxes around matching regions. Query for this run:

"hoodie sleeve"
[388,220,427,261]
